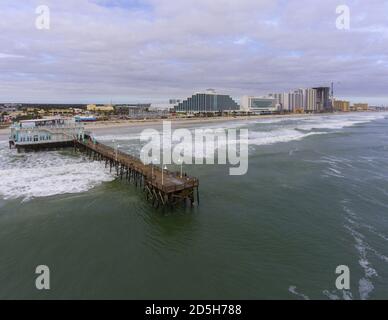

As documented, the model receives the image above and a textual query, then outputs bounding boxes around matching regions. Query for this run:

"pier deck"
[75,138,199,207]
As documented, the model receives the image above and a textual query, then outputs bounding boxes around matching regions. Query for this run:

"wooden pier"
[74,137,199,208]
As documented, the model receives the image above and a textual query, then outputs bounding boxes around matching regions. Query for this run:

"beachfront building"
[334,100,350,112]
[169,99,181,105]
[47,108,77,116]
[240,96,279,114]
[268,87,328,113]
[114,104,151,116]
[267,93,284,112]
[353,103,369,111]
[287,91,302,112]
[9,117,84,150]
[86,104,114,113]
[313,87,332,112]
[174,89,240,113]
[303,88,318,113]
[267,91,303,113]
[275,92,294,113]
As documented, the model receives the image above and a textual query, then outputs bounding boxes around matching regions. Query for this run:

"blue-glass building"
[174,90,240,113]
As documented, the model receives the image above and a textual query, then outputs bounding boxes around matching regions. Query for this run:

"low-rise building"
[0,106,17,113]
[9,117,85,150]
[86,104,114,113]
[241,96,279,114]
[7,110,25,120]
[48,108,75,116]
[353,103,369,111]
[334,100,350,112]
[115,104,151,115]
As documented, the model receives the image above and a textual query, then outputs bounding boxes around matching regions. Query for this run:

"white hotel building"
[240,96,279,114]
[268,88,318,113]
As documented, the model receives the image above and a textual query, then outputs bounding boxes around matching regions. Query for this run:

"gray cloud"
[0,0,387,104]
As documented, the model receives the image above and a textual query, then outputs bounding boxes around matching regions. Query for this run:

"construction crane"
[330,82,341,111]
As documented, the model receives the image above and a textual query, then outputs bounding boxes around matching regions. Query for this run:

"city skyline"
[0,0,387,105]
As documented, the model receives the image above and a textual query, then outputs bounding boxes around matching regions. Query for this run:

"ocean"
[0,112,388,299]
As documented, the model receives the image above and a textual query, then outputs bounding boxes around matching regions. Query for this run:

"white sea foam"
[169,127,326,159]
[102,127,326,160]
[350,229,377,300]
[342,290,353,300]
[345,224,378,276]
[323,167,345,178]
[248,128,326,146]
[92,113,386,159]
[246,113,384,147]
[342,204,383,300]
[2,113,382,201]
[323,290,340,300]
[322,290,353,300]
[298,121,353,131]
[196,116,299,130]
[0,149,115,201]
[359,278,374,300]
[298,119,368,131]
[288,286,310,300]
[344,218,388,265]
[290,113,385,131]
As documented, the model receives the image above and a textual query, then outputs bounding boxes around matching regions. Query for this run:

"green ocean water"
[1,112,388,300]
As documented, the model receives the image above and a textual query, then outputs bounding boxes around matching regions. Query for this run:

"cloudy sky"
[0,0,387,105]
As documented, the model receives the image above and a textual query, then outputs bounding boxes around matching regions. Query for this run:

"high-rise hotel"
[174,89,240,113]
[268,87,331,113]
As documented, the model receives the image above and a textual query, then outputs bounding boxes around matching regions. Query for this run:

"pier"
[75,137,199,208]
[9,117,199,208]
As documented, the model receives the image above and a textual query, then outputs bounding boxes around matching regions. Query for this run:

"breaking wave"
[0,145,115,201]
[0,113,385,201]
[288,286,310,300]
[342,202,382,300]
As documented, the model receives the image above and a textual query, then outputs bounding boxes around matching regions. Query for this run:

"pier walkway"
[75,137,199,208]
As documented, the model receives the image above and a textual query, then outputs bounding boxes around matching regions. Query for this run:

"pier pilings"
[74,139,199,208]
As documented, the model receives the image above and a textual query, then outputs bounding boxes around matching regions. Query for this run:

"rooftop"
[20,117,68,123]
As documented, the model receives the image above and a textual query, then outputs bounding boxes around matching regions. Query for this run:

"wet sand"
[82,113,321,131]
[0,112,366,136]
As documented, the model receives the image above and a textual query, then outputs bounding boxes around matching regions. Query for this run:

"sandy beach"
[0,112,365,136]
[82,113,322,131]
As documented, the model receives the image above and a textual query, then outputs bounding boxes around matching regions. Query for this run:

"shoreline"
[0,111,379,136]
[84,111,377,131]
[83,112,325,131]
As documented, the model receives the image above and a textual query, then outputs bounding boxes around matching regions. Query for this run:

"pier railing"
[77,138,199,195]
